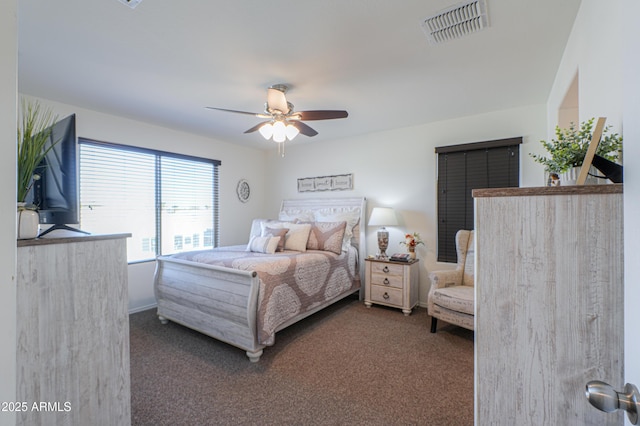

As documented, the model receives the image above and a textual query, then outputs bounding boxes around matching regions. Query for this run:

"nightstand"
[364,258,419,315]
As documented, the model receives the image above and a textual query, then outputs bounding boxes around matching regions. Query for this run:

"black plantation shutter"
[436,138,521,263]
[465,149,487,229]
[437,153,464,262]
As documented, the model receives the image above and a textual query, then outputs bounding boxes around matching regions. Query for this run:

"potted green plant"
[530,118,622,181]
[17,98,58,238]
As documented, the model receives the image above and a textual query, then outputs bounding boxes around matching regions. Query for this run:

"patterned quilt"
[169,245,360,345]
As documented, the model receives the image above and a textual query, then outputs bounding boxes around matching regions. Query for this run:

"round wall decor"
[236,179,251,203]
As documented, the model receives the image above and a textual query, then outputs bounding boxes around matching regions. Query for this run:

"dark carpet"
[129,296,474,426]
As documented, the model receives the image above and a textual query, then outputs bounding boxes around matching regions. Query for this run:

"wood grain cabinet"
[364,258,419,315]
[474,185,623,426]
[16,234,131,426]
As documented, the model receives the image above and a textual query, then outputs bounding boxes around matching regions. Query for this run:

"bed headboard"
[279,197,367,283]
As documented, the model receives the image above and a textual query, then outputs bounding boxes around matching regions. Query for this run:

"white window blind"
[79,139,220,262]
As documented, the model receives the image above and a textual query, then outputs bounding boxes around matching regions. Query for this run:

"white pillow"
[249,218,286,240]
[246,236,280,254]
[267,222,312,252]
[249,218,268,240]
[315,211,360,252]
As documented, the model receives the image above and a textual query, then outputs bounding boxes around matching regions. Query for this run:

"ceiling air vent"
[118,0,142,9]
[421,0,489,45]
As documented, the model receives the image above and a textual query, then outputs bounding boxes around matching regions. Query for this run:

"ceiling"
[17,0,582,150]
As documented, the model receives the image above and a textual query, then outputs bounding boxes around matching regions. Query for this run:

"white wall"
[547,1,623,132]
[22,95,268,312]
[264,104,549,305]
[548,0,638,417]
[622,0,640,414]
[0,2,17,425]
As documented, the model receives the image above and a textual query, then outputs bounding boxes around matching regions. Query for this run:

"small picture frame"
[331,174,353,190]
[577,117,606,185]
[314,176,332,191]
[297,177,315,192]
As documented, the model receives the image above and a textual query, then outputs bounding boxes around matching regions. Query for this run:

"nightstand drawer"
[370,285,403,306]
[370,261,404,276]
[370,262,404,289]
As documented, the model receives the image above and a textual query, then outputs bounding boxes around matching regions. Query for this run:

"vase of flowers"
[400,232,424,259]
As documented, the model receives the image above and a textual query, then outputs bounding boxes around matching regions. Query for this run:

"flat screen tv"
[25,113,86,237]
[591,154,623,183]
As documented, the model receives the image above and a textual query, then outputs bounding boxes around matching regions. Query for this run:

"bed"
[153,197,366,362]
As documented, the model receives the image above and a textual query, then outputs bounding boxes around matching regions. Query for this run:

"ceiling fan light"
[272,121,286,142]
[285,124,300,141]
[258,123,274,140]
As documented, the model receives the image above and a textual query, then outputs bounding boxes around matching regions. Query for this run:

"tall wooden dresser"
[473,185,623,425]
[16,233,131,426]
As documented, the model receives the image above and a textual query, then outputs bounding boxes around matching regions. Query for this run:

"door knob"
[585,380,640,424]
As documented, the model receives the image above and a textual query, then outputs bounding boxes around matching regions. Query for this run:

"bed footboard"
[154,256,265,362]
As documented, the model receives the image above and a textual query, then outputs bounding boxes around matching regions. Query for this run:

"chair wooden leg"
[430,317,437,333]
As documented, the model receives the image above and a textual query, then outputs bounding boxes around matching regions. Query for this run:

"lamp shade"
[272,121,286,142]
[258,123,274,139]
[368,207,398,227]
[285,123,299,140]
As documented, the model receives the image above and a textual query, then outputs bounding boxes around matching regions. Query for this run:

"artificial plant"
[17,99,58,203]
[530,118,622,173]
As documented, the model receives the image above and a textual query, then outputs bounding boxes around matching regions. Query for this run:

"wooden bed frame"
[154,197,366,362]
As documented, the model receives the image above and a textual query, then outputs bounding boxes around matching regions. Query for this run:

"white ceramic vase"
[17,203,39,239]
[560,166,602,186]
[560,167,580,185]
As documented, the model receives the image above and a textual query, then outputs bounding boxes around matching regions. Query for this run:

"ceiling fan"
[206,84,348,143]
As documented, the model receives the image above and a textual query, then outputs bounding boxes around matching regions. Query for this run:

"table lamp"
[368,207,398,259]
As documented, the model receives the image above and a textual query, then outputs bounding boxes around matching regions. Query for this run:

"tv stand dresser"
[16,233,131,426]
[474,185,623,425]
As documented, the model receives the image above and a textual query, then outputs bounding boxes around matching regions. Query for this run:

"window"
[79,139,221,262]
[435,137,521,262]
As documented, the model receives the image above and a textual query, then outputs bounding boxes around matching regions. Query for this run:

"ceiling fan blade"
[295,110,349,121]
[291,121,318,137]
[267,87,289,114]
[243,121,271,134]
[206,107,265,117]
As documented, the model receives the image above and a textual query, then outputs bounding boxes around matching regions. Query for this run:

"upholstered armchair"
[427,230,475,333]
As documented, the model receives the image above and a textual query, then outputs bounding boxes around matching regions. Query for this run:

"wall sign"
[297,173,353,192]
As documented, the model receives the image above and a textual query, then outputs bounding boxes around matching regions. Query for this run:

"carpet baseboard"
[129,303,157,314]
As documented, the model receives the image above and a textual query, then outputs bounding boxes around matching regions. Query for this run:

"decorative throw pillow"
[304,221,347,255]
[261,226,289,252]
[246,236,280,254]
[267,222,312,251]
[314,211,360,252]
